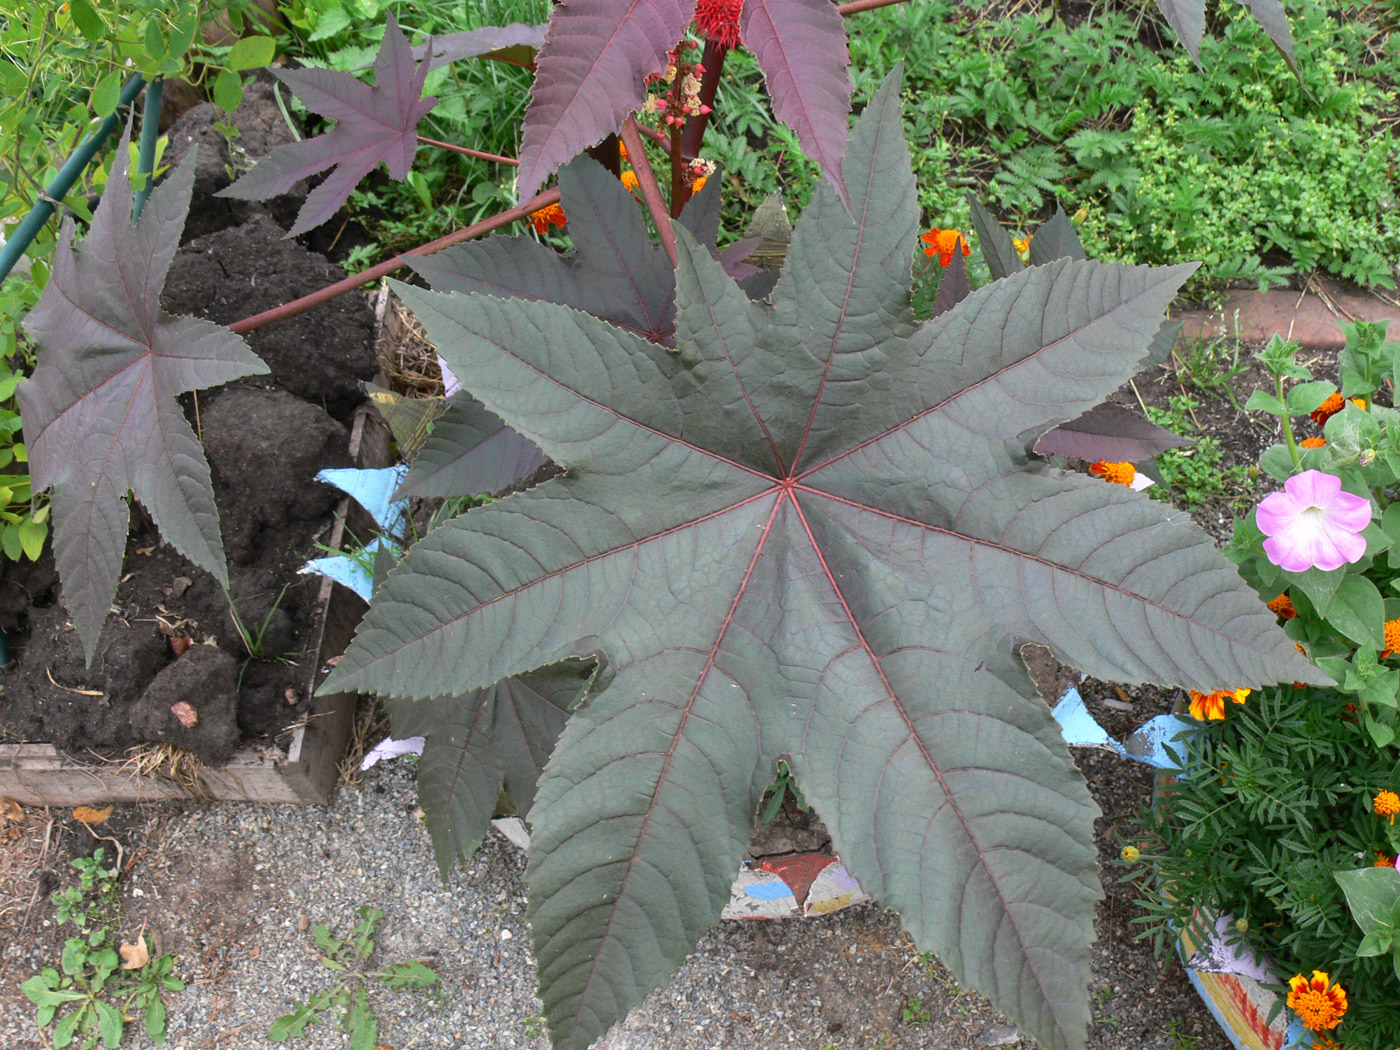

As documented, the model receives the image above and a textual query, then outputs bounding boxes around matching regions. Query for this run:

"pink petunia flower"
[1255,470,1371,573]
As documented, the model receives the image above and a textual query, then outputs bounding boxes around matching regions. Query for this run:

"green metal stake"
[0,73,145,283]
[132,77,164,222]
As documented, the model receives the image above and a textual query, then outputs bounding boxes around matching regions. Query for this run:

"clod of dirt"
[201,387,350,554]
[162,214,378,419]
[129,645,241,765]
[162,75,306,241]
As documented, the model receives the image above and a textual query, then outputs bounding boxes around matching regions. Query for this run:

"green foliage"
[901,997,932,1026]
[850,0,1399,291]
[1145,395,1254,511]
[23,848,185,1049]
[1131,688,1400,1049]
[268,905,439,1047]
[1134,321,1400,1048]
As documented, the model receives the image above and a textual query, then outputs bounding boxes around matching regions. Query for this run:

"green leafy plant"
[1129,320,1400,1047]
[22,848,184,1049]
[901,997,932,1026]
[268,905,438,1047]
[1144,396,1255,512]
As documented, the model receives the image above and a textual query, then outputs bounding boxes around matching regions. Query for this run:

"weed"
[22,847,185,1048]
[268,905,439,1047]
[759,759,809,824]
[1145,396,1254,511]
[901,997,932,1026]
[1165,1017,1199,1050]
[1172,329,1249,407]
[524,1013,546,1038]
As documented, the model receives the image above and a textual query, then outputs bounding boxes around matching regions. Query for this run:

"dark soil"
[0,90,378,765]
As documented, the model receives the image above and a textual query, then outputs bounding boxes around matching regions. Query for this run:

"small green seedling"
[268,905,438,1048]
[901,997,932,1026]
[22,848,184,1048]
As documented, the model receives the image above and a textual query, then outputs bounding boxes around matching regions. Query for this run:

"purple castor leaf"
[325,71,1324,1050]
[217,13,438,236]
[19,133,268,663]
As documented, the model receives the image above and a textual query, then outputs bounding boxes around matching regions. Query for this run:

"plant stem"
[0,73,144,283]
[416,135,518,166]
[228,187,561,335]
[679,39,728,165]
[133,78,164,222]
[837,0,911,14]
[669,122,685,217]
[619,118,677,268]
[1277,373,1303,472]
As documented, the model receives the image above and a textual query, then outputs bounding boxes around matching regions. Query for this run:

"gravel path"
[0,745,1230,1050]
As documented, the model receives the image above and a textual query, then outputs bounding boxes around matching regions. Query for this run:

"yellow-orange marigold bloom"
[528,202,566,234]
[1267,593,1297,619]
[618,142,628,161]
[1014,235,1031,255]
[1383,617,1400,660]
[1286,971,1347,1032]
[1300,436,1326,449]
[1089,461,1135,487]
[620,170,640,196]
[1311,392,1345,425]
[691,175,708,195]
[1376,851,1396,867]
[1352,397,1367,410]
[1188,688,1250,721]
[1376,789,1400,823]
[921,228,971,267]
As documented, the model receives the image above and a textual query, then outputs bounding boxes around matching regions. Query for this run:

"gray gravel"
[0,753,1230,1050]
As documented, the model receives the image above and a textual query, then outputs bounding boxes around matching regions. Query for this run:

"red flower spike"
[696,0,743,48]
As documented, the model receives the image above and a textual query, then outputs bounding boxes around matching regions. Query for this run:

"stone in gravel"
[129,645,241,765]
[976,1022,1022,1046]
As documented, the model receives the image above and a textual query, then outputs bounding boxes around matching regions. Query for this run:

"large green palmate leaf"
[325,71,1324,1050]
[387,660,593,880]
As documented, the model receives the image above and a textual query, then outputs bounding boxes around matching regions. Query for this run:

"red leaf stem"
[619,118,677,268]
[228,187,561,335]
[417,135,520,166]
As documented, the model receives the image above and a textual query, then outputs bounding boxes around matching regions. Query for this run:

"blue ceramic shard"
[299,536,399,603]
[1122,714,1193,770]
[316,465,412,538]
[1051,687,1127,756]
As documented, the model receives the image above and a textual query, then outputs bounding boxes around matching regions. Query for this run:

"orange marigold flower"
[1310,392,1345,425]
[1383,617,1400,660]
[1013,235,1031,255]
[1376,851,1396,867]
[1089,461,1135,487]
[1376,789,1400,823]
[921,228,971,267]
[528,202,566,234]
[1300,436,1326,448]
[1286,971,1347,1032]
[1267,593,1297,620]
[691,175,708,195]
[618,142,628,161]
[696,0,742,47]
[620,170,640,196]
[1352,397,1367,410]
[1188,688,1250,721]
